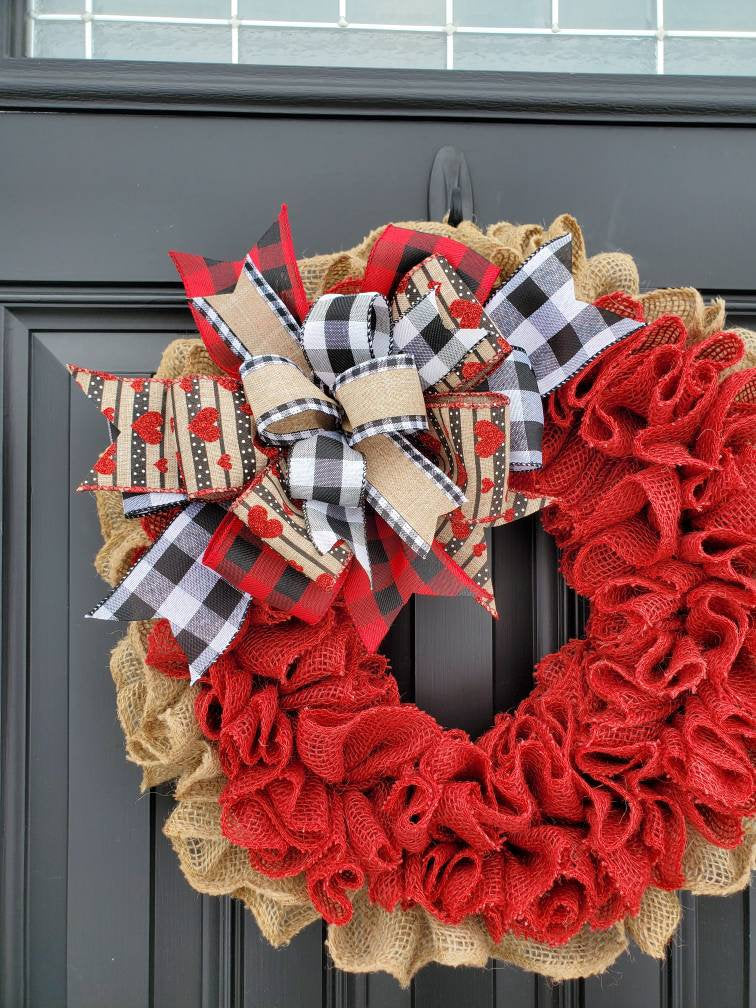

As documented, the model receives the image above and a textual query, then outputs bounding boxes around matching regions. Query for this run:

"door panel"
[0,65,752,1008]
[1,114,756,293]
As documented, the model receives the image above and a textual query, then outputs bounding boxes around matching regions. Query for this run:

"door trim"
[1,58,756,124]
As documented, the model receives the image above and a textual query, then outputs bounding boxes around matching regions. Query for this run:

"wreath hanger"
[428,145,473,227]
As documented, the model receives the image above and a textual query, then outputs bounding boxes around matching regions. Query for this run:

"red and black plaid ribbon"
[248,204,309,325]
[169,249,244,376]
[203,507,348,624]
[170,204,308,376]
[361,225,500,303]
[203,506,488,651]
[341,514,491,651]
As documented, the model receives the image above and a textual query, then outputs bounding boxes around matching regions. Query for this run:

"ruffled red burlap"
[147,296,755,948]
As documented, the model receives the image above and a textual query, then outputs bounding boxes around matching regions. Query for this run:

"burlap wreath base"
[94,216,755,987]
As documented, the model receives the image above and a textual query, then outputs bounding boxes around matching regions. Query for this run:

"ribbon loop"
[289,431,365,511]
[69,366,266,502]
[333,355,427,445]
[390,255,511,393]
[288,430,372,578]
[302,292,392,387]
[242,355,340,445]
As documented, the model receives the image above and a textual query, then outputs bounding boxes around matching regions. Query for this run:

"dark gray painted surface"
[1,112,756,294]
[0,64,751,1008]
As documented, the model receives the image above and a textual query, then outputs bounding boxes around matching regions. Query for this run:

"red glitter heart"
[101,406,115,423]
[449,508,472,540]
[461,360,485,381]
[474,420,505,458]
[188,406,221,442]
[93,442,117,476]
[131,411,164,445]
[480,477,494,494]
[450,298,483,329]
[217,453,232,470]
[154,457,169,474]
[247,504,283,539]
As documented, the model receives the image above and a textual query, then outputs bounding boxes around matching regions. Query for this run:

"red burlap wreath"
[147,292,755,948]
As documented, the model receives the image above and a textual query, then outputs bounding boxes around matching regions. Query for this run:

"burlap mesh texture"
[96,217,754,985]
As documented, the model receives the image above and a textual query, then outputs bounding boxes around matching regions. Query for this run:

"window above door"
[23,1,756,75]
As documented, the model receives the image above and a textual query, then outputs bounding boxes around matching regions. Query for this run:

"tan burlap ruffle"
[96,217,753,986]
[298,213,637,304]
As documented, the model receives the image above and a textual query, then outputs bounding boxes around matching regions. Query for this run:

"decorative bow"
[71,206,642,679]
[193,277,466,581]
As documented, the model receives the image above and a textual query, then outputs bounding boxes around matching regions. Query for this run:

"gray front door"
[0,61,753,1008]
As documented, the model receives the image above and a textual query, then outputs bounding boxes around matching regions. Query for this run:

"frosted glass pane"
[455,32,656,73]
[239,27,445,68]
[34,0,82,12]
[27,0,756,75]
[93,22,231,62]
[33,20,86,57]
[455,1,550,28]
[93,1,228,12]
[560,0,655,29]
[346,1,445,24]
[666,1,756,31]
[238,1,336,18]
[665,37,756,75]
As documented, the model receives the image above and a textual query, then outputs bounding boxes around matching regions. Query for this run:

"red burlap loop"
[149,302,755,947]
[296,706,442,785]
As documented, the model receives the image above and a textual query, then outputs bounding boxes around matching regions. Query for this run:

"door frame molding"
[0,1,24,59]
[1,58,756,124]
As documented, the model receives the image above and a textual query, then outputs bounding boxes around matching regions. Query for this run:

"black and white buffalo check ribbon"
[295,293,462,574]
[392,289,490,391]
[482,233,644,469]
[288,429,371,575]
[303,291,393,389]
[88,501,251,683]
[479,347,544,470]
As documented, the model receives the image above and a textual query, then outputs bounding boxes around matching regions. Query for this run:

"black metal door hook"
[428,146,474,226]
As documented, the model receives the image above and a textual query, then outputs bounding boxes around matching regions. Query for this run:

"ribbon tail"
[481,347,544,471]
[248,204,309,324]
[304,500,372,585]
[171,206,308,377]
[362,434,465,558]
[202,509,348,623]
[342,516,491,652]
[69,365,183,495]
[102,421,188,517]
[86,501,251,683]
[484,233,644,398]
[169,248,246,377]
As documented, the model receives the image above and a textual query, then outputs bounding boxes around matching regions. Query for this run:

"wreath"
[78,210,755,985]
